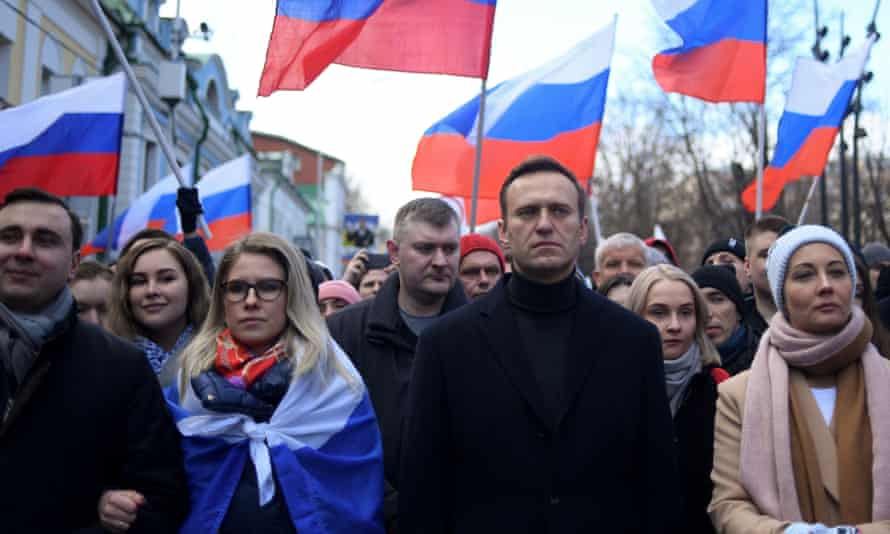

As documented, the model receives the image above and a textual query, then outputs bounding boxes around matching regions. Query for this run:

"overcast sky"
[160,0,889,229]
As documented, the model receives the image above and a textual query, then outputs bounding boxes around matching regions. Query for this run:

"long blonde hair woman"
[169,233,383,534]
[628,264,725,534]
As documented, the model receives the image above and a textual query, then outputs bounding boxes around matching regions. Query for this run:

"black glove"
[176,187,203,234]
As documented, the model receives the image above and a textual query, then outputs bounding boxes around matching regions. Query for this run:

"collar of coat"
[365,271,467,347]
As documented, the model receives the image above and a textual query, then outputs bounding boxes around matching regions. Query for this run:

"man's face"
[498,171,587,284]
[388,220,460,300]
[705,252,751,293]
[71,277,112,327]
[358,268,387,299]
[459,250,503,299]
[0,202,78,313]
[745,231,778,295]
[593,246,646,286]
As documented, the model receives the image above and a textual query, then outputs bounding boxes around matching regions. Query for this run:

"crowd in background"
[2,154,890,533]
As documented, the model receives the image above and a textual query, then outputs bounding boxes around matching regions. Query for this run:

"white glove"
[785,524,828,534]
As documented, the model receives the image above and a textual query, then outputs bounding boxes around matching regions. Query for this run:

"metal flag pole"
[469,78,488,233]
[838,12,851,240]
[588,178,604,245]
[797,175,821,225]
[89,0,212,238]
[755,104,765,219]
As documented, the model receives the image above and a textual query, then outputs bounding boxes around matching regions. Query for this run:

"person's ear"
[386,240,399,266]
[68,250,81,283]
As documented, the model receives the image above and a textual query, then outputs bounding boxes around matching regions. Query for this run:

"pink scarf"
[740,306,890,521]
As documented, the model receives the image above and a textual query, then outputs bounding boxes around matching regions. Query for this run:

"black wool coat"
[673,368,720,534]
[399,278,681,534]
[327,273,467,528]
[0,308,189,533]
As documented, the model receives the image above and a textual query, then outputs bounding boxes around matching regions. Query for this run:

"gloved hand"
[176,187,203,234]
[784,524,859,534]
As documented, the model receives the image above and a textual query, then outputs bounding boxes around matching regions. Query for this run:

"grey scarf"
[663,342,702,417]
[0,287,74,395]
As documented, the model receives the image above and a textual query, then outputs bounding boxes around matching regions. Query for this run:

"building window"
[40,67,53,96]
[143,141,158,191]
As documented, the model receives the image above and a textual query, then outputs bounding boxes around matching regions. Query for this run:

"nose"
[244,286,260,306]
[535,211,553,233]
[431,248,448,267]
[14,235,35,259]
[666,313,681,332]
[146,278,160,295]
[817,271,835,293]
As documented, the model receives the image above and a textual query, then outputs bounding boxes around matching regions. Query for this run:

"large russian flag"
[651,0,766,103]
[0,73,126,198]
[412,19,616,201]
[258,0,497,95]
[82,155,253,256]
[741,40,874,212]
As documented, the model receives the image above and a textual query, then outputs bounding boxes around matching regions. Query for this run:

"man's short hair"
[594,232,647,270]
[73,260,113,283]
[393,198,460,242]
[744,215,791,241]
[0,188,83,250]
[119,228,174,258]
[499,156,586,219]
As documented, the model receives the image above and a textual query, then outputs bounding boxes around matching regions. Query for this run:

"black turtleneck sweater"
[507,271,579,420]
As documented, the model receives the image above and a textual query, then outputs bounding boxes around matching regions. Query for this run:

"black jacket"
[399,277,680,533]
[717,325,758,376]
[674,369,720,534]
[0,306,189,533]
[327,273,467,529]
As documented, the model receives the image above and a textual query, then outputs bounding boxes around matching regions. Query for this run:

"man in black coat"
[0,188,188,533]
[400,157,680,533]
[328,198,467,533]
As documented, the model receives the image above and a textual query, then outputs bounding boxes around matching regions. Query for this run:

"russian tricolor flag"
[0,73,125,199]
[412,19,617,202]
[258,0,497,95]
[741,39,874,212]
[652,0,766,103]
[82,155,253,256]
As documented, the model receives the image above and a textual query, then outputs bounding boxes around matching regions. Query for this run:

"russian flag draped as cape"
[165,340,384,533]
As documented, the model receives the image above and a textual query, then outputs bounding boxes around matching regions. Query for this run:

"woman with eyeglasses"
[107,238,210,387]
[166,233,384,533]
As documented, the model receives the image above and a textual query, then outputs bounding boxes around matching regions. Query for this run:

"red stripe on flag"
[259,1,495,95]
[653,39,766,103]
[412,122,601,199]
[741,126,838,212]
[0,153,118,198]
[190,213,252,252]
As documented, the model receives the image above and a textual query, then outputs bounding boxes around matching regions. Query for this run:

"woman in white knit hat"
[709,225,890,533]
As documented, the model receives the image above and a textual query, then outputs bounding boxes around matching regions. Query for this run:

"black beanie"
[692,264,744,315]
[701,237,746,266]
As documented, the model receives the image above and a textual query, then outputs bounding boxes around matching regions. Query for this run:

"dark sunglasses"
[221,279,286,303]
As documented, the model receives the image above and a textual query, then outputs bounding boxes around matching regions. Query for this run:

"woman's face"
[222,252,288,353]
[128,249,189,336]
[784,243,852,334]
[643,279,697,360]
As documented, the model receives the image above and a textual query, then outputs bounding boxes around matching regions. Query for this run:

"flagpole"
[797,175,820,225]
[89,0,212,239]
[755,103,766,219]
[588,178,603,245]
[469,78,488,233]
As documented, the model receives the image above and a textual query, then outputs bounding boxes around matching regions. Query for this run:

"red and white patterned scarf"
[214,328,285,388]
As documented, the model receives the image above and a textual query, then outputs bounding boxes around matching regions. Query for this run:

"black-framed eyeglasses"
[221,279,287,303]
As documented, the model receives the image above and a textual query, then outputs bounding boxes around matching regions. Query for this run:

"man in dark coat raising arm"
[399,157,680,533]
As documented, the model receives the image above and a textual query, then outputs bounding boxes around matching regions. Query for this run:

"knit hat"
[766,225,857,316]
[692,264,745,316]
[863,242,890,268]
[701,237,746,266]
[318,280,361,306]
[460,233,506,272]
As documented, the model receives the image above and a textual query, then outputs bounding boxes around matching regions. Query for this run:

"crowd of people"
[1,154,890,533]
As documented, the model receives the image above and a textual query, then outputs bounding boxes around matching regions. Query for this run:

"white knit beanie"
[766,225,857,316]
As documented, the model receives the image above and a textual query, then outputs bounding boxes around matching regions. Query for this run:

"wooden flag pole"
[469,78,488,233]
[755,103,766,219]
[89,0,212,238]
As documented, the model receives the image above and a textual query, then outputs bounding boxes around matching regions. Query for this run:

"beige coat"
[708,371,890,534]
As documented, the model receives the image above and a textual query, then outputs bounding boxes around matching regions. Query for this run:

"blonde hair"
[626,264,721,367]
[178,232,350,395]
[107,238,210,341]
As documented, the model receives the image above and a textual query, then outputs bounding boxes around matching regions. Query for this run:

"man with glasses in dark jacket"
[0,188,188,533]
